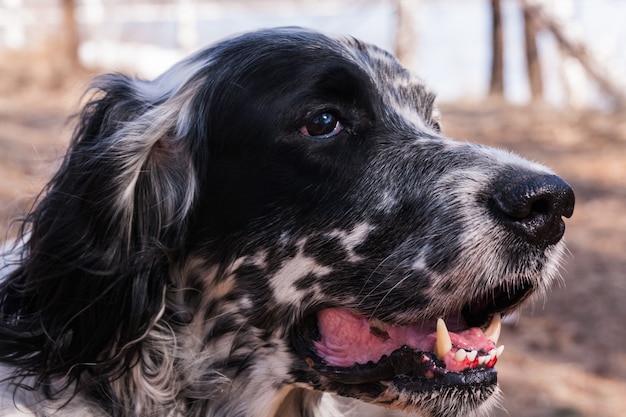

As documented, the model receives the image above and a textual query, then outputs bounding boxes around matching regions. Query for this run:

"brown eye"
[299,112,343,139]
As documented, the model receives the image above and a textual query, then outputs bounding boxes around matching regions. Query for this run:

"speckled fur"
[0,28,568,417]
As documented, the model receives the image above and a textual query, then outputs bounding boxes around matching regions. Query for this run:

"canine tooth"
[484,313,502,344]
[466,350,478,362]
[454,349,467,362]
[435,318,452,359]
[496,345,505,358]
[488,348,497,358]
[478,355,489,365]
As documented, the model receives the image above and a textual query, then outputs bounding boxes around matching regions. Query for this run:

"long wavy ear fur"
[0,72,198,393]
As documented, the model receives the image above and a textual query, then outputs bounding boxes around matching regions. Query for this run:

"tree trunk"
[521,0,626,110]
[523,6,543,101]
[60,0,80,70]
[489,0,505,97]
[393,0,418,70]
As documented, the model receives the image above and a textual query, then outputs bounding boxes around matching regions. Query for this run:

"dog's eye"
[299,112,343,139]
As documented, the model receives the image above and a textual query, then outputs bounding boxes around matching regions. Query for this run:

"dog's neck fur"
[0,372,339,417]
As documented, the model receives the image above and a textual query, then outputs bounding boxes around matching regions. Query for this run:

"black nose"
[490,173,575,246]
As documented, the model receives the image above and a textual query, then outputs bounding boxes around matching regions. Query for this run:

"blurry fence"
[0,0,230,76]
[0,0,60,50]
[0,0,395,78]
[1,0,625,110]
[0,0,234,51]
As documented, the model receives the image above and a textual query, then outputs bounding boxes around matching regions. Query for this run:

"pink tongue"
[313,308,495,371]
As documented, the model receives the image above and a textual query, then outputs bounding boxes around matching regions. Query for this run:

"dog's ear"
[0,73,197,387]
[75,74,198,246]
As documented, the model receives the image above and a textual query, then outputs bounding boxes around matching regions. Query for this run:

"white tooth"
[484,313,502,344]
[496,345,505,358]
[480,356,490,365]
[467,350,478,362]
[435,318,453,359]
[454,349,467,362]
[488,348,497,358]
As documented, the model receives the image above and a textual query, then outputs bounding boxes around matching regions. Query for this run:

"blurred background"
[0,0,625,416]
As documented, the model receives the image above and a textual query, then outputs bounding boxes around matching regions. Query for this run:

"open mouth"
[292,280,534,397]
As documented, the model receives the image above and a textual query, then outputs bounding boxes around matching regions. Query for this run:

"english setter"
[0,27,574,417]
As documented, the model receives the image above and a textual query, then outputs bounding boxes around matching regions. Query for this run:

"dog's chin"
[290,280,535,416]
[329,369,499,417]
[302,346,498,417]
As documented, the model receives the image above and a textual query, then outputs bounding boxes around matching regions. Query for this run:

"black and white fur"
[0,28,574,417]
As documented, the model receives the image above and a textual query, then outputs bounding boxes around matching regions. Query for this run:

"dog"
[0,27,574,417]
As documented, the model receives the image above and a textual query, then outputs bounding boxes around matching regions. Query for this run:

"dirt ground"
[0,59,625,417]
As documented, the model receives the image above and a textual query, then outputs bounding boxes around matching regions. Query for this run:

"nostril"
[530,199,550,216]
[490,173,575,246]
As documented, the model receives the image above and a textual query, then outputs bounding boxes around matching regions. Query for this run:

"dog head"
[0,28,573,417]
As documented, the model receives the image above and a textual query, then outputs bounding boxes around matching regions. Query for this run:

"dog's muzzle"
[290,171,574,413]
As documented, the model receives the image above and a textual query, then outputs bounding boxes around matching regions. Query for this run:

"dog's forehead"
[335,36,409,80]
[333,35,439,128]
[167,28,440,132]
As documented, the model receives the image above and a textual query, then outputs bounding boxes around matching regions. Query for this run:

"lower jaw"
[321,368,497,396]
[393,366,497,393]
[306,348,498,414]
[313,370,497,417]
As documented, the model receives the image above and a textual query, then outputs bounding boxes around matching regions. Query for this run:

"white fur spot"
[377,190,398,213]
[326,222,375,262]
[411,253,428,272]
[270,239,333,305]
